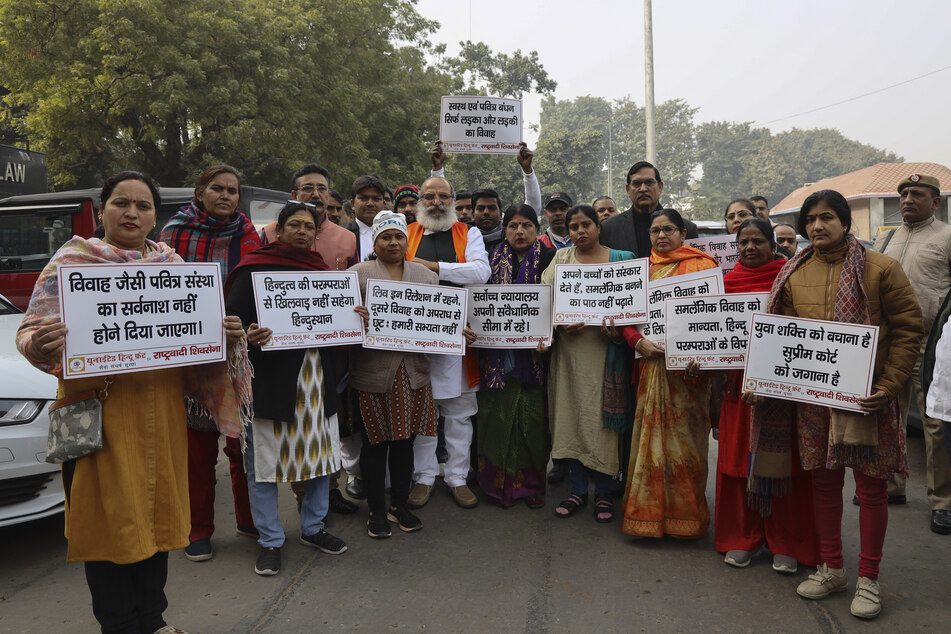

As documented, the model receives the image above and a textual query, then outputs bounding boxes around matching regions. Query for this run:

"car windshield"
[0,209,75,273]
[0,294,21,315]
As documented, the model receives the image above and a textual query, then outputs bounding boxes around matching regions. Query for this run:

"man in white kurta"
[406,176,491,508]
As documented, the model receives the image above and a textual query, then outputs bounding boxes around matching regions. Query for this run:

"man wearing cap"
[260,164,358,270]
[872,173,951,534]
[393,184,420,225]
[600,161,698,256]
[539,192,573,249]
[406,176,491,509]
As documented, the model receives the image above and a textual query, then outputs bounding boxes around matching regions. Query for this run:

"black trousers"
[359,427,415,515]
[83,552,169,634]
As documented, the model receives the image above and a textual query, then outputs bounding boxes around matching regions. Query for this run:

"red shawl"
[225,242,328,296]
[723,258,787,293]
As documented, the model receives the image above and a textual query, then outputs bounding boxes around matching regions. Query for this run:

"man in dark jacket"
[471,188,504,255]
[600,161,698,257]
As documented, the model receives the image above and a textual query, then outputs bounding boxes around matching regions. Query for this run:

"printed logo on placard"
[68,357,86,372]
[365,336,375,346]
[745,379,757,391]
[554,313,565,322]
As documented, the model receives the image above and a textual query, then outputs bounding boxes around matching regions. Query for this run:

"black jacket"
[599,203,699,257]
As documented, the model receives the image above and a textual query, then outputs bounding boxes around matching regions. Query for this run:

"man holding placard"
[406,176,491,509]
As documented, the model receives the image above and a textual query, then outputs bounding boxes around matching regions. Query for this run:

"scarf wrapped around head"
[748,234,881,515]
[158,199,261,278]
[15,237,252,441]
[480,240,546,389]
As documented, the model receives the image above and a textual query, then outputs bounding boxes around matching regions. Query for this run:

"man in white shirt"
[406,176,491,509]
[345,174,387,262]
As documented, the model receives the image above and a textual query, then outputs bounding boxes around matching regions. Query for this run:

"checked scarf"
[748,234,885,515]
[158,199,260,279]
[480,240,546,389]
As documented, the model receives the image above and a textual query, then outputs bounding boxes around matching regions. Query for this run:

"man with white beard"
[406,176,491,509]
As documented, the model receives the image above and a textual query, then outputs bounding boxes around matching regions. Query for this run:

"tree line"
[0,0,898,219]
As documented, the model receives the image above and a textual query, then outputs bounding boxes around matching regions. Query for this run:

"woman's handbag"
[45,377,114,464]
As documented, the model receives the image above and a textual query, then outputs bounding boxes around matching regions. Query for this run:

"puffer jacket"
[873,215,951,336]
[779,241,924,399]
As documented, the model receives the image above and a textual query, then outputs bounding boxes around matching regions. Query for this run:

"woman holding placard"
[540,205,634,522]
[18,171,249,633]
[743,190,922,619]
[477,204,555,509]
[348,211,439,537]
[159,165,261,561]
[618,208,718,539]
[714,218,818,573]
[225,200,348,576]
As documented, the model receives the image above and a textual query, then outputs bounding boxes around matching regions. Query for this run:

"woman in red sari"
[715,218,818,573]
[619,208,718,539]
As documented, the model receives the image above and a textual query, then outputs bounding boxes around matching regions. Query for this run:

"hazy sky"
[417,0,951,168]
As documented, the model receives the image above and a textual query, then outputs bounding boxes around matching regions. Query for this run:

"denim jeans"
[566,458,615,497]
[244,422,330,547]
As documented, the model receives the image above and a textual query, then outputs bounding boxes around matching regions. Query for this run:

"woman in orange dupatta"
[618,208,718,538]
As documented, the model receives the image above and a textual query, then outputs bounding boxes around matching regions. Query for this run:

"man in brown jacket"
[872,173,951,534]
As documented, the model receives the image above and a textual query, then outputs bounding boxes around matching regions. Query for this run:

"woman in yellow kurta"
[17,171,248,633]
[619,208,718,538]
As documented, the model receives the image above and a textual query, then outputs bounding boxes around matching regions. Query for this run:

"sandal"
[524,495,545,509]
[594,496,615,523]
[554,493,587,518]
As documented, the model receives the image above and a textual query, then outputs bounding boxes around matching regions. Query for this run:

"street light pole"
[644,0,656,163]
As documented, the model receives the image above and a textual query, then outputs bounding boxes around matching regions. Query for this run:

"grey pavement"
[1,432,949,633]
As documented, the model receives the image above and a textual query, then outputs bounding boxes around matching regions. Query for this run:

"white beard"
[416,201,457,233]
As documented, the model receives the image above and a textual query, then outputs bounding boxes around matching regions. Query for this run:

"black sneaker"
[299,529,348,554]
[254,546,281,576]
[367,513,392,539]
[329,488,359,515]
[547,461,568,485]
[184,538,212,562]
[386,506,423,532]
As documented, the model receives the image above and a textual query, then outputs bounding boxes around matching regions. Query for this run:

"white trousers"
[414,392,477,487]
[340,433,362,478]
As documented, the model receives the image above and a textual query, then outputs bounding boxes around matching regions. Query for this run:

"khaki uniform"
[874,217,951,509]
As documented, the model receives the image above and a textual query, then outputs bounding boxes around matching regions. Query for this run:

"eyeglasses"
[421,193,453,203]
[297,184,329,194]
[286,199,320,209]
[630,179,658,188]
[649,225,680,236]
[725,210,753,221]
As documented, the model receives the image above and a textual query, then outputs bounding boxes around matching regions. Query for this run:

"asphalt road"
[2,432,949,633]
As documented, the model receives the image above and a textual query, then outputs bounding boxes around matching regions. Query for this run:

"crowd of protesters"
[16,142,951,631]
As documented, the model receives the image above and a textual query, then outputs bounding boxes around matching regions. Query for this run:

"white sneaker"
[850,577,882,619]
[796,563,847,599]
[772,554,798,574]
[724,550,753,568]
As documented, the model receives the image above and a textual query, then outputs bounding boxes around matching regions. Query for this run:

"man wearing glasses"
[405,176,491,510]
[600,161,698,257]
[260,164,357,271]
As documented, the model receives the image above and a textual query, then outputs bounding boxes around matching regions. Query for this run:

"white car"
[0,293,64,527]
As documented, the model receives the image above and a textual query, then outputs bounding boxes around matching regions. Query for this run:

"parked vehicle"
[0,185,286,310]
[0,293,63,528]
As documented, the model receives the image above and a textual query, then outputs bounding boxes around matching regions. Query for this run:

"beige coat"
[779,244,924,400]
[348,259,439,393]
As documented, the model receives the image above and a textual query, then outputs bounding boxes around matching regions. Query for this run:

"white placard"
[439,95,523,154]
[636,269,725,356]
[664,293,769,369]
[552,258,649,326]
[363,280,467,356]
[685,235,739,272]
[467,284,552,349]
[251,271,364,349]
[743,313,879,412]
[59,263,224,377]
